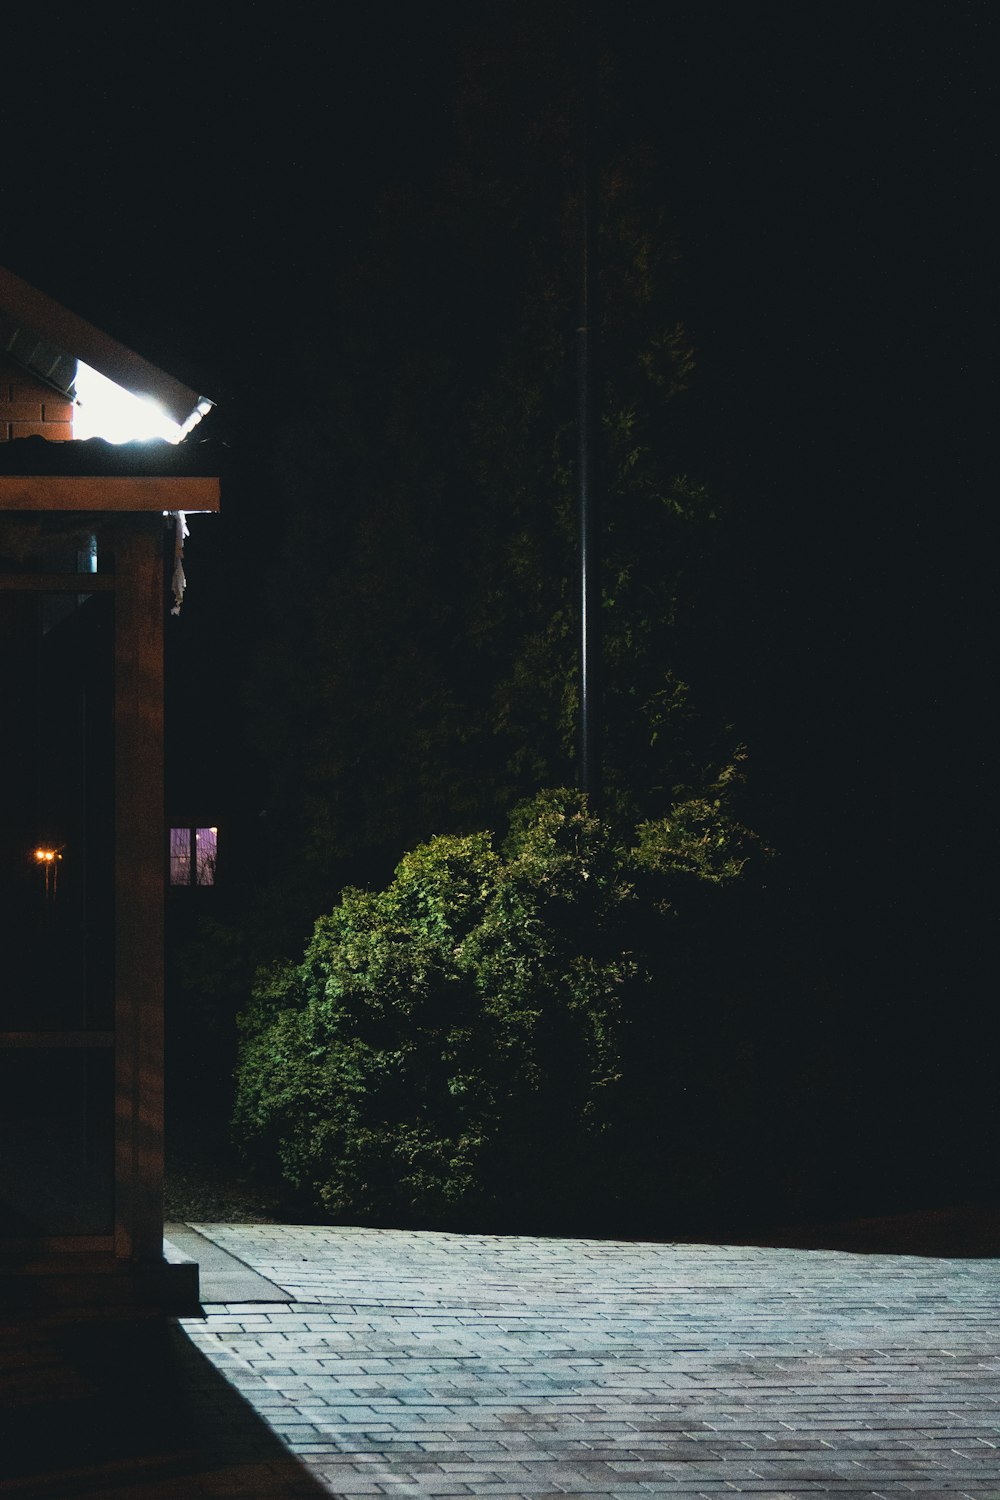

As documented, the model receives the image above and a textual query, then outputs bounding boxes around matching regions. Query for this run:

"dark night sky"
[3,3,993,1011]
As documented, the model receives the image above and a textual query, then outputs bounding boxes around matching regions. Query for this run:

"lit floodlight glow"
[72,360,186,444]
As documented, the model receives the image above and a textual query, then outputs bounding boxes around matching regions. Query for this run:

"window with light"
[169,826,217,887]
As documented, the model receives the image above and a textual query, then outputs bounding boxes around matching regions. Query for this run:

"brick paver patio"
[178,1224,1000,1498]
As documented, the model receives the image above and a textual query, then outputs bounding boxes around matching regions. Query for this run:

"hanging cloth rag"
[170,510,189,615]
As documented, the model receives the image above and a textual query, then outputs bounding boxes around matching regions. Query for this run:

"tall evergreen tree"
[245,8,748,952]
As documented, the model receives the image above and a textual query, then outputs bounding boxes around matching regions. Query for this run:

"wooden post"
[113,517,166,1264]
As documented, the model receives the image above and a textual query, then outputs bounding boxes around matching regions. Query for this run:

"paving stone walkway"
[179,1224,1000,1498]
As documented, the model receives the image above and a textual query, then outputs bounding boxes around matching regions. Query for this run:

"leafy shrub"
[234,785,757,1229]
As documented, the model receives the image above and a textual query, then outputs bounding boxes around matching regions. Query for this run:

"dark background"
[2,2,993,1216]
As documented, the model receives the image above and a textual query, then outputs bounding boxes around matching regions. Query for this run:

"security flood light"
[72,360,187,444]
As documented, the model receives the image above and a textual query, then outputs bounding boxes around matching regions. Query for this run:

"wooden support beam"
[0,475,219,512]
[0,1033,115,1048]
[0,573,116,591]
[112,519,166,1265]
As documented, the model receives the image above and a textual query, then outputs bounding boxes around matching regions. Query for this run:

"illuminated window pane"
[169,827,192,885]
[195,827,217,887]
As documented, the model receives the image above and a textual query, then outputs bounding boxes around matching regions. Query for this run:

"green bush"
[234,785,757,1229]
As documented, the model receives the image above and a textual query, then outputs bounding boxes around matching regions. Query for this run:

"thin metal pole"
[577,2,600,802]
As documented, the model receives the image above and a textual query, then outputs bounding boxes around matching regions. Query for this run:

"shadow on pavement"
[0,1310,329,1498]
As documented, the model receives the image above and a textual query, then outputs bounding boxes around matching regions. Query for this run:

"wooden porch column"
[113,517,166,1264]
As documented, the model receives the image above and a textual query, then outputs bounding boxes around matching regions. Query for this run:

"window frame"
[167,823,217,889]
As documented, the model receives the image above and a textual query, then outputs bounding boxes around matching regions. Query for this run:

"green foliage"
[234,785,758,1228]
[633,756,760,888]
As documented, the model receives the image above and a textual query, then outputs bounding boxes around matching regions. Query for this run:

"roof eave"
[0,264,214,429]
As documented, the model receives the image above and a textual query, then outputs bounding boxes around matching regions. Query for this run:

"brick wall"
[0,357,73,441]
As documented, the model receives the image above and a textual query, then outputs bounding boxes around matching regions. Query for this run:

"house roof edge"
[0,264,214,429]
